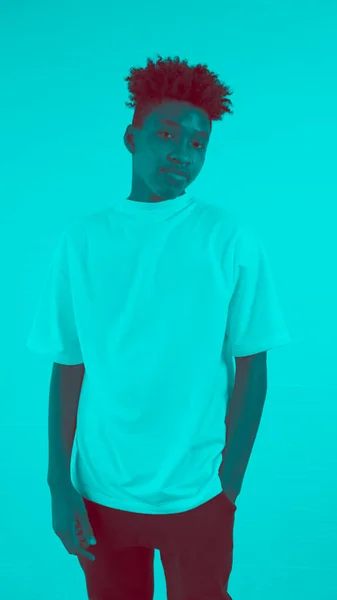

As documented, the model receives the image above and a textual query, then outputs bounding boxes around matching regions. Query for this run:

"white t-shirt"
[26,193,291,514]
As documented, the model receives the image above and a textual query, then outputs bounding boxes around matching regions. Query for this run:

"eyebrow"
[158,118,210,139]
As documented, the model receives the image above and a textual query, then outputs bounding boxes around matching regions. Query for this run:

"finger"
[72,521,96,561]
[75,522,90,549]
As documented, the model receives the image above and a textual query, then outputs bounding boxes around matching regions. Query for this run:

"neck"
[127,189,186,204]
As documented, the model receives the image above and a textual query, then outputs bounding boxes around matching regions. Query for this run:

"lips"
[161,168,189,180]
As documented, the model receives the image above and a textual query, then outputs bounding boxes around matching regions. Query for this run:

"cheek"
[136,148,155,170]
[140,151,161,179]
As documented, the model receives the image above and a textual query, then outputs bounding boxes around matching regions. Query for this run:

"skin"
[123,99,212,203]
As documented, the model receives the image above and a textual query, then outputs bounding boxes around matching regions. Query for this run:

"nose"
[170,140,192,166]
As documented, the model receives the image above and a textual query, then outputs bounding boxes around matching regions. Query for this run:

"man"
[27,55,291,599]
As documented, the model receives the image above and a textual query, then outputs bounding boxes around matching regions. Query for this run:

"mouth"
[160,169,189,182]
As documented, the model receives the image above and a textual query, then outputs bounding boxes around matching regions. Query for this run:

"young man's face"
[124,100,211,202]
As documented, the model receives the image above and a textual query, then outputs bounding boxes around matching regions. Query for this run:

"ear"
[124,125,136,154]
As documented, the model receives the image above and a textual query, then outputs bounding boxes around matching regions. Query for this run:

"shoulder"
[193,197,263,260]
[62,205,114,251]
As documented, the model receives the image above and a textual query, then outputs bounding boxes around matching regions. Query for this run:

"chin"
[157,180,188,194]
[157,188,186,200]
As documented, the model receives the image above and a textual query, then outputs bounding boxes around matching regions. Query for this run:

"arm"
[47,362,84,491]
[219,351,268,503]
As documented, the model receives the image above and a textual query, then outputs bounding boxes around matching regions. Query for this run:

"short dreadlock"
[124,54,234,131]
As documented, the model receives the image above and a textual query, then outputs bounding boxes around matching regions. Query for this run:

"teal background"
[1,1,337,599]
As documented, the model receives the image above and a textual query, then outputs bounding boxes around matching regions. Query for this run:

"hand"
[50,484,96,561]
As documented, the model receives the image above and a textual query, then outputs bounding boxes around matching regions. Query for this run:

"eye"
[158,131,173,139]
[158,132,204,150]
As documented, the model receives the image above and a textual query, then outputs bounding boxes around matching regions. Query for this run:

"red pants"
[78,491,236,600]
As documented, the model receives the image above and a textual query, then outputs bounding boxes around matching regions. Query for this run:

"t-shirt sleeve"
[26,231,83,365]
[225,227,291,357]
